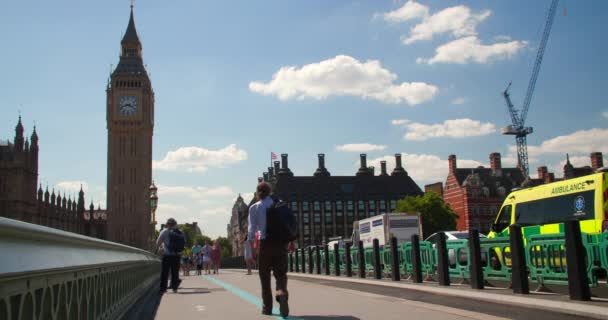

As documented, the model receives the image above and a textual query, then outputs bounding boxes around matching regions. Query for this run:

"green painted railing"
[0,217,160,320]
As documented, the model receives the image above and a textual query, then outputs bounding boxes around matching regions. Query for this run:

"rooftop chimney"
[278,154,293,176]
[368,166,375,176]
[357,154,371,176]
[274,161,280,175]
[268,167,274,179]
[263,172,269,181]
[314,153,330,177]
[537,166,548,181]
[391,154,407,176]
[380,161,388,176]
[591,152,604,170]
[547,172,555,183]
[490,152,502,176]
[448,155,457,174]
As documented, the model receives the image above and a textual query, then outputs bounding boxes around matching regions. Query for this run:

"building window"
[347,201,354,210]
[380,200,386,211]
[291,201,298,210]
[336,201,343,211]
[390,200,397,211]
[314,201,320,211]
[324,200,332,211]
[358,200,365,210]
[302,202,309,211]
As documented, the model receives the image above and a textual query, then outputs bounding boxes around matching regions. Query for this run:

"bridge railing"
[0,217,160,320]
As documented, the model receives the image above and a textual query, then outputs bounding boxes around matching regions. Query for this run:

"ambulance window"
[494,205,512,231]
[515,190,595,226]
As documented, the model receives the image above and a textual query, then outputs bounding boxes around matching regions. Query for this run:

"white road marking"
[194,304,206,312]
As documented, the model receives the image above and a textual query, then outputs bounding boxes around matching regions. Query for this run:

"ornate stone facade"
[227,195,248,256]
[0,117,106,238]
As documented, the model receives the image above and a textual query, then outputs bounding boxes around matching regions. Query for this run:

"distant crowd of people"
[183,239,222,276]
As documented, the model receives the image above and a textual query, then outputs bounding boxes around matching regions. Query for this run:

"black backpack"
[266,197,298,243]
[168,228,186,254]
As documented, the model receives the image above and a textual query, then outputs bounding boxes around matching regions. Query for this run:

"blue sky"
[1,1,606,238]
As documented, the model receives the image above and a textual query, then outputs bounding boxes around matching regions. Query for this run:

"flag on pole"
[271,152,278,160]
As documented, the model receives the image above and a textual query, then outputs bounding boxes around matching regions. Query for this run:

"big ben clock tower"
[106,5,155,249]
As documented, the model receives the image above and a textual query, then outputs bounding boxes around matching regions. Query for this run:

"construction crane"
[502,0,559,177]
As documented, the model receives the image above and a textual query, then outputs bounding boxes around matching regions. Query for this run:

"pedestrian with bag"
[248,182,297,318]
[156,218,185,294]
[211,239,222,274]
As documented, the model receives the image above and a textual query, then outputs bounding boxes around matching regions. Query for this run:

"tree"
[395,192,458,238]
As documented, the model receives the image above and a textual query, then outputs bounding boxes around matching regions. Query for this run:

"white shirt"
[248,196,273,241]
[156,228,176,256]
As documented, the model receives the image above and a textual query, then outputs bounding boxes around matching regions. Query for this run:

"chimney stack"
[263,172,269,181]
[490,152,502,176]
[448,155,457,174]
[547,173,555,183]
[380,161,388,176]
[278,154,293,176]
[360,154,367,169]
[274,161,280,175]
[357,154,371,176]
[314,153,330,177]
[368,166,375,176]
[391,154,407,176]
[591,152,604,170]
[537,166,548,180]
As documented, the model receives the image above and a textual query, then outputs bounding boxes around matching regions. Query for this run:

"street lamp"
[150,181,158,224]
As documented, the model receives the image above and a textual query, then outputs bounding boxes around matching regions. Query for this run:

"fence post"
[289,253,294,272]
[301,247,306,273]
[509,224,529,294]
[390,237,400,281]
[333,243,341,276]
[565,220,591,301]
[358,240,366,278]
[308,246,314,274]
[316,246,322,275]
[295,249,300,273]
[373,238,382,279]
[411,234,423,283]
[436,232,450,286]
[324,244,330,275]
[468,229,484,289]
[346,242,353,277]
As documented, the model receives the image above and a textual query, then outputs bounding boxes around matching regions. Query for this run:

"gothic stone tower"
[106,6,154,249]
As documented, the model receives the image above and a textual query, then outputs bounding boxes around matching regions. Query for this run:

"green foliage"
[395,192,458,238]
[215,236,233,258]
[193,235,212,247]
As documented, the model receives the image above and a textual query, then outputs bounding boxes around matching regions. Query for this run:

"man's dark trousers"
[160,255,181,292]
[258,240,288,312]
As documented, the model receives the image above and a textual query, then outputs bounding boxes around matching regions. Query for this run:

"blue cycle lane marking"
[203,275,302,320]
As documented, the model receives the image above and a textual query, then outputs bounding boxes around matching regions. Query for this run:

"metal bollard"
[333,243,341,276]
[301,247,306,273]
[411,234,423,283]
[289,253,294,272]
[390,237,400,281]
[324,245,330,275]
[436,232,450,286]
[345,242,353,277]
[509,225,529,294]
[468,229,484,289]
[373,238,382,279]
[358,240,366,278]
[308,246,314,274]
[565,220,591,301]
[295,249,300,273]
[316,246,322,275]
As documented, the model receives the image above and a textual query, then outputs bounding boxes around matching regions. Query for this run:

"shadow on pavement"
[123,287,162,319]
[290,316,361,320]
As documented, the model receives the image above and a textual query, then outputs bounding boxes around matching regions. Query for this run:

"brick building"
[443,153,526,233]
[0,117,106,238]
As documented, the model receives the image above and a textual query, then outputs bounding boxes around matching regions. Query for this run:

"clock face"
[118,96,138,116]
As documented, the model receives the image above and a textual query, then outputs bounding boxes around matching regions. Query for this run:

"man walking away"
[248,182,295,317]
[156,218,185,294]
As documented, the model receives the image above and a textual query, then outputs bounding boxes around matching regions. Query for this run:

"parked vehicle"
[425,231,487,267]
[351,213,421,249]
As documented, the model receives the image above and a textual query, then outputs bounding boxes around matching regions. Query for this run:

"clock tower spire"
[106,4,155,249]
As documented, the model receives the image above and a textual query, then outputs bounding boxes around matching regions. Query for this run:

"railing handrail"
[0,217,159,278]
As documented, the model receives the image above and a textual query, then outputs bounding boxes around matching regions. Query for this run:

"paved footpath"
[154,270,558,320]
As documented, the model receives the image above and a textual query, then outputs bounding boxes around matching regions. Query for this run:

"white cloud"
[56,181,88,193]
[602,111,608,120]
[528,128,608,155]
[368,153,484,185]
[451,97,465,105]
[336,143,387,152]
[400,5,491,44]
[381,1,429,23]
[417,36,527,64]
[249,55,438,105]
[158,185,234,200]
[391,119,411,126]
[153,144,248,173]
[392,118,496,140]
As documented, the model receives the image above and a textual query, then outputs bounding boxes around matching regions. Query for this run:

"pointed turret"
[113,4,148,77]
[30,126,38,153]
[564,153,574,179]
[78,185,85,213]
[122,5,141,45]
[37,185,43,202]
[44,186,50,203]
[90,201,95,213]
[14,116,24,151]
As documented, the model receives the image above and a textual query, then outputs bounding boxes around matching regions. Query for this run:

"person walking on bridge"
[156,218,185,294]
[248,182,292,317]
